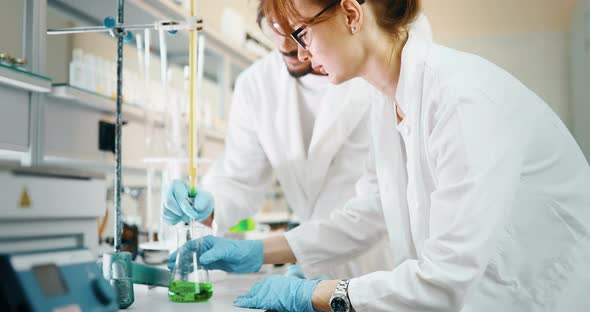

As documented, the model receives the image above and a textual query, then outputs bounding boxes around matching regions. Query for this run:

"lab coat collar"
[306,80,370,209]
[275,71,309,202]
[308,82,363,155]
[395,15,433,129]
[275,72,369,214]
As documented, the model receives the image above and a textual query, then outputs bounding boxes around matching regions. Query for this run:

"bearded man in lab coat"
[161,1,392,279]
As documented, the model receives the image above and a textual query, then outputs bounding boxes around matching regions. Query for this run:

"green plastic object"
[168,281,213,303]
[132,262,171,287]
[229,218,255,232]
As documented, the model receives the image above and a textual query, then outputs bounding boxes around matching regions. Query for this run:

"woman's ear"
[340,0,364,34]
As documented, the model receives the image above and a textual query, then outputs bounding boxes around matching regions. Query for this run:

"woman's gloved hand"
[168,235,264,273]
[162,180,214,224]
[234,275,320,312]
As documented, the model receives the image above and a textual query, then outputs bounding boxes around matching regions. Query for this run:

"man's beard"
[281,50,313,78]
[287,64,313,78]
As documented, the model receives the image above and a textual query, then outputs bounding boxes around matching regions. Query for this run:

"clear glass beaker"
[168,224,213,303]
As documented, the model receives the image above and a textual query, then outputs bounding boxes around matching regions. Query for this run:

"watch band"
[335,279,349,294]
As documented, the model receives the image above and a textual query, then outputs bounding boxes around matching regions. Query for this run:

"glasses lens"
[292,28,307,49]
[297,36,306,49]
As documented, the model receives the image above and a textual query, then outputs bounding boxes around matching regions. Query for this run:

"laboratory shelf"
[49,84,165,125]
[48,0,259,65]
[43,155,148,176]
[0,63,52,93]
[43,84,170,174]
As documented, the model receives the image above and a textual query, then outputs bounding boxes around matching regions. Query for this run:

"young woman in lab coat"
[171,0,590,311]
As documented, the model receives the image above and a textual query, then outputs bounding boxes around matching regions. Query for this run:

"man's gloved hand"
[162,180,214,224]
[168,235,264,273]
[234,275,320,312]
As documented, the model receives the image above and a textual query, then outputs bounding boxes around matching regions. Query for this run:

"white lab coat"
[285,15,590,311]
[202,50,393,279]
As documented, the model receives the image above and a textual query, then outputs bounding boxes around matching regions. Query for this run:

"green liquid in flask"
[168,281,213,303]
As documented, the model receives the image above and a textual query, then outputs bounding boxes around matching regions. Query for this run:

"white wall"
[0,0,24,63]
[570,0,590,161]
[440,32,572,126]
[425,0,587,158]
[198,0,263,39]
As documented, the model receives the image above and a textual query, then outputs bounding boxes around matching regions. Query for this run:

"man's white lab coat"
[285,16,590,311]
[203,51,393,279]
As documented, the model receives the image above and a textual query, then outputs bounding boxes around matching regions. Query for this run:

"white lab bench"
[127,270,269,311]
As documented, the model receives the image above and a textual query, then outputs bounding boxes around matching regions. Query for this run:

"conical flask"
[168,224,213,302]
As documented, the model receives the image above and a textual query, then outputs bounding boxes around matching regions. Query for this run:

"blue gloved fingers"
[168,238,204,271]
[229,239,263,273]
[163,180,186,215]
[234,278,277,310]
[167,249,178,271]
[234,285,263,308]
[187,236,265,273]
[162,196,183,219]
[192,190,214,222]
[186,237,203,250]
[233,297,258,309]
[198,243,227,267]
[162,207,185,225]
[162,180,214,223]
[195,235,216,261]
[234,276,319,312]
[172,181,201,221]
[197,236,231,271]
[198,235,217,250]
[167,249,192,272]
[234,294,266,309]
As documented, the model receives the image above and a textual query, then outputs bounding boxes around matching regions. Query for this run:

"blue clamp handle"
[104,16,134,43]
[124,31,134,43]
[103,16,117,29]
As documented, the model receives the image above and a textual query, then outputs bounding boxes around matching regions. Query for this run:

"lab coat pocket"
[487,190,588,309]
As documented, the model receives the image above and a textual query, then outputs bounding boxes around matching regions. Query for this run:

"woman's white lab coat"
[285,16,590,311]
[202,50,393,279]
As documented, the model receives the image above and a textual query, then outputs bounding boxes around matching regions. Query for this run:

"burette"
[188,0,197,198]
[188,0,206,199]
[186,0,207,289]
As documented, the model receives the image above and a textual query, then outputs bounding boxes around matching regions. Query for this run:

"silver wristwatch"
[329,279,351,312]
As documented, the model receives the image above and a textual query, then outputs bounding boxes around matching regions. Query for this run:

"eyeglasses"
[290,0,365,50]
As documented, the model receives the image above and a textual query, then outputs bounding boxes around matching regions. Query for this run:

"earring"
[351,27,357,34]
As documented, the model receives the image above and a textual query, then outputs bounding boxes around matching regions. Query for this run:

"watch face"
[330,296,349,312]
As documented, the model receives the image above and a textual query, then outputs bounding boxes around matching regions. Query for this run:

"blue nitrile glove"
[162,180,214,224]
[285,264,307,279]
[234,275,320,312]
[168,235,264,273]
